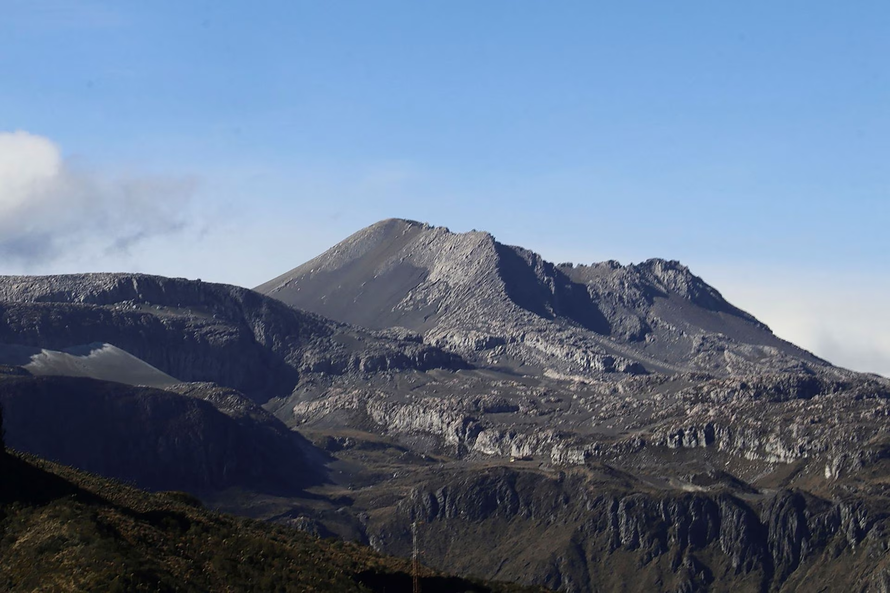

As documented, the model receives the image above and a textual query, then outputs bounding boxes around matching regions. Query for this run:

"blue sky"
[0,1,888,375]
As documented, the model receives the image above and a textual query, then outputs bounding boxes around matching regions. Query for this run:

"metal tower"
[412,520,421,593]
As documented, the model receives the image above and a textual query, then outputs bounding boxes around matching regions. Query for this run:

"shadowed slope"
[0,374,324,494]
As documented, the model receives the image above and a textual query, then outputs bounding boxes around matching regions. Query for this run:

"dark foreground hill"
[258,219,827,378]
[0,448,546,593]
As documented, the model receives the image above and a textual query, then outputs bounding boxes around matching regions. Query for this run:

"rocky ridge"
[288,369,890,480]
[0,272,465,402]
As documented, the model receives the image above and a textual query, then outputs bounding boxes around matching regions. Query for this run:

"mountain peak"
[257,219,824,377]
[364,218,499,246]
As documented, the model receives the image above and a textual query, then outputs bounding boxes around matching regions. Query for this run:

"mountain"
[0,447,546,593]
[4,222,890,592]
[248,219,890,591]
[257,218,827,378]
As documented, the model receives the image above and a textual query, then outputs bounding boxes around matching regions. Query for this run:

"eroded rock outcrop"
[366,468,890,593]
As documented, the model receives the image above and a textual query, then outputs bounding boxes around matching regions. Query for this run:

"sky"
[0,1,888,376]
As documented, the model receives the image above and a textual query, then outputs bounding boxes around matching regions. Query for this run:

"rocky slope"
[0,272,465,403]
[273,367,890,592]
[257,219,826,379]
[287,370,890,475]
[267,342,890,591]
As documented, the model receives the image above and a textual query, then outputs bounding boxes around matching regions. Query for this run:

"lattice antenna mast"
[412,520,421,593]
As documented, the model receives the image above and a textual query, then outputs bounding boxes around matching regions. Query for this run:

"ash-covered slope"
[0,272,464,403]
[0,341,179,388]
[258,219,825,377]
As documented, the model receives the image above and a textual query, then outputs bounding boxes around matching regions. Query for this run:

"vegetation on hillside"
[0,448,547,593]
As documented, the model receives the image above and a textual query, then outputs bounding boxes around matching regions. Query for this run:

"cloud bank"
[699,265,890,378]
[0,130,196,267]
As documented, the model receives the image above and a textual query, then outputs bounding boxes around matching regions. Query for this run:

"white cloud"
[0,131,196,267]
[698,264,890,378]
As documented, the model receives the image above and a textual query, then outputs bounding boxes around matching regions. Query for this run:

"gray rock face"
[359,467,890,593]
[290,369,890,474]
[282,348,890,591]
[257,218,826,378]
[0,273,465,402]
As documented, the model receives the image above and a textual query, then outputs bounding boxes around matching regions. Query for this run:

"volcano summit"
[258,218,825,379]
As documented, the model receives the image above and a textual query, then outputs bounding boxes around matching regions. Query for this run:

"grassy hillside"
[0,449,547,593]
